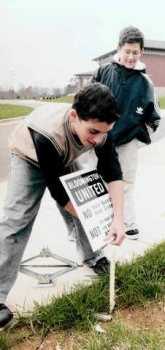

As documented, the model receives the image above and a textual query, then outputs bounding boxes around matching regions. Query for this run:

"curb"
[0,116,26,124]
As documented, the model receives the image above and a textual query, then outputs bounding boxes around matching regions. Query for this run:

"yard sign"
[60,168,114,252]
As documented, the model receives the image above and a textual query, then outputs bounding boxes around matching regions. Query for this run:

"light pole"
[11,70,16,99]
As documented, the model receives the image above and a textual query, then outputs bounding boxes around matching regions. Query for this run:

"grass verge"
[46,95,74,103]
[44,95,165,109]
[1,241,165,348]
[159,97,165,109]
[0,104,33,120]
[0,95,164,121]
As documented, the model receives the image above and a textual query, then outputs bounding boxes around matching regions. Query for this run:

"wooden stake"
[95,245,116,322]
[109,246,116,313]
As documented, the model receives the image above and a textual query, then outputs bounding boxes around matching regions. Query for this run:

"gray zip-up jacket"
[9,103,123,206]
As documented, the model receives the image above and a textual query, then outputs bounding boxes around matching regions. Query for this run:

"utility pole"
[11,70,16,98]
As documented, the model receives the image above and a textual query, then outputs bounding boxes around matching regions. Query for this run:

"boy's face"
[117,42,142,69]
[70,110,114,147]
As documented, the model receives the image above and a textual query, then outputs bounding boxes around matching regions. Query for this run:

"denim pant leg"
[57,203,76,240]
[57,203,103,264]
[0,154,46,303]
[73,216,104,264]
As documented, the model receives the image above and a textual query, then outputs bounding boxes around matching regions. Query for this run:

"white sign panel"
[60,169,114,252]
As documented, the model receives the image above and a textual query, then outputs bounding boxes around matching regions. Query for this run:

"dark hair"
[72,83,119,124]
[118,26,144,50]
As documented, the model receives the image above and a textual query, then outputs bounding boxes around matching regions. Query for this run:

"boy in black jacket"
[88,26,161,239]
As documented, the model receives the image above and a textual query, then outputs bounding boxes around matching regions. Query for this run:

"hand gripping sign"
[60,169,114,252]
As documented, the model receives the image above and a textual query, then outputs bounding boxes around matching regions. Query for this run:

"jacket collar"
[113,52,146,72]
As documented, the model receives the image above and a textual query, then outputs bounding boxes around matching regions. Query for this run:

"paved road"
[0,121,17,180]
[0,100,47,181]
[0,99,46,109]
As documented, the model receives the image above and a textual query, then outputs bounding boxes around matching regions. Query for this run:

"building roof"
[74,71,94,77]
[145,39,165,49]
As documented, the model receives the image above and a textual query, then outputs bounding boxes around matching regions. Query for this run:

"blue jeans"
[57,204,103,264]
[0,154,103,303]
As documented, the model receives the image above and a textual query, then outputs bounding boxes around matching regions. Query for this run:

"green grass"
[158,96,165,109]
[0,95,164,121]
[0,96,74,121]
[3,320,165,350]
[45,96,165,108]
[19,242,165,334]
[1,242,165,348]
[0,104,34,120]
[73,321,165,350]
[46,95,74,103]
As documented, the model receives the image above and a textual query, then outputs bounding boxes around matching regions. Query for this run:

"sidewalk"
[0,137,165,315]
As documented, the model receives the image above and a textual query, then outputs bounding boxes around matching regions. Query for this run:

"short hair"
[118,26,144,50]
[72,83,119,124]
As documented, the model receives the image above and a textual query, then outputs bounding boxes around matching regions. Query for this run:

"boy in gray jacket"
[0,83,125,327]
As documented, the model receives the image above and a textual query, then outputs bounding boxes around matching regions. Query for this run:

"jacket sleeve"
[28,128,70,207]
[142,75,161,132]
[88,67,101,84]
[95,132,123,183]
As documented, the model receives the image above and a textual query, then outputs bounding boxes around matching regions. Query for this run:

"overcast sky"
[1,0,165,90]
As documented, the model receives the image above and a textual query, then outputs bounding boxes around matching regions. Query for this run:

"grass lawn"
[0,104,34,120]
[49,95,74,103]
[45,95,165,109]
[1,242,165,349]
[0,96,164,121]
[158,96,165,109]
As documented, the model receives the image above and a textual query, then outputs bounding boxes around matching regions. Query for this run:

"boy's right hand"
[64,200,77,217]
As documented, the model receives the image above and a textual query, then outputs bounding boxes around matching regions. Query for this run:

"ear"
[70,109,78,122]
[117,45,121,53]
[140,48,143,56]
